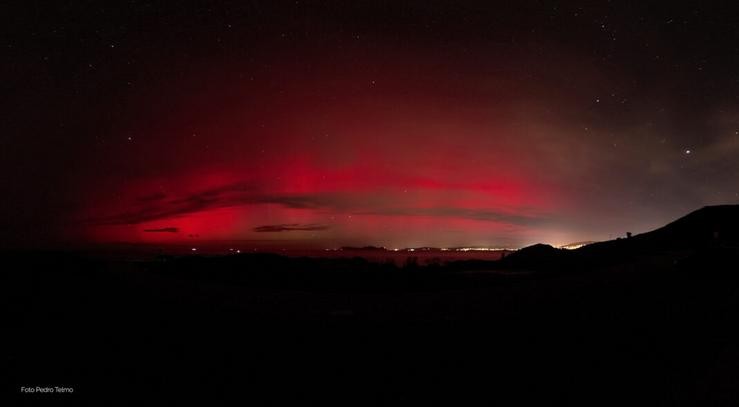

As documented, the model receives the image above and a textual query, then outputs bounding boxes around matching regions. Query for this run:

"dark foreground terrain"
[6,206,739,405]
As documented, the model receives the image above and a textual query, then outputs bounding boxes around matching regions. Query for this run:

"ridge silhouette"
[497,204,739,271]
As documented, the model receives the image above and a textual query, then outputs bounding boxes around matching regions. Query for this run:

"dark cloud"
[254,224,330,233]
[252,195,327,209]
[89,183,288,225]
[143,227,179,233]
[90,180,552,228]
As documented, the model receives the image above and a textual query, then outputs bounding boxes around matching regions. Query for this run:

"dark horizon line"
[0,240,561,253]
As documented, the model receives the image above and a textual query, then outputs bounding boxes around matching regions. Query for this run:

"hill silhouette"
[495,204,739,271]
[582,204,739,251]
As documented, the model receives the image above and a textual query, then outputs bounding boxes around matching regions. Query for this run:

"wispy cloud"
[253,224,329,233]
[143,227,179,233]
[89,181,550,228]
[89,183,319,225]
[356,207,550,226]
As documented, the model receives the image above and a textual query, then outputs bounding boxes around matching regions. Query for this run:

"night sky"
[4,1,739,249]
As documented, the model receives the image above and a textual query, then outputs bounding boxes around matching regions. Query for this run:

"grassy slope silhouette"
[496,204,739,271]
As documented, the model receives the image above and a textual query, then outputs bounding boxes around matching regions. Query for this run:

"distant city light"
[452,247,512,252]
